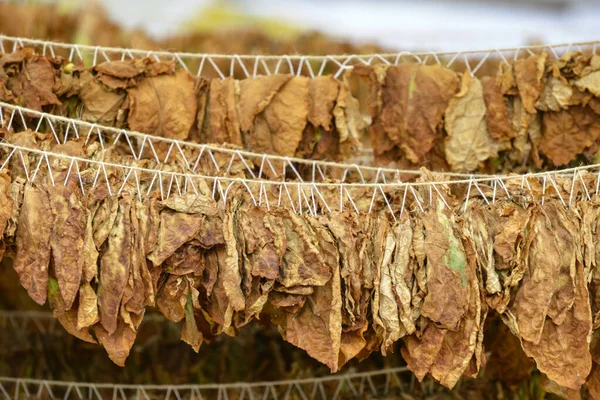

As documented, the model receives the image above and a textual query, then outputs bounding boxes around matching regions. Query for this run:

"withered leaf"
[77,281,99,329]
[94,318,137,367]
[237,74,292,132]
[420,202,469,330]
[0,172,13,238]
[48,277,96,344]
[308,75,338,130]
[98,199,131,334]
[444,74,501,172]
[278,209,332,288]
[79,71,125,125]
[128,69,197,140]
[13,184,53,305]
[540,105,600,166]
[514,52,547,114]
[481,76,513,140]
[47,174,86,310]
[206,77,243,146]
[248,77,309,157]
[7,55,61,111]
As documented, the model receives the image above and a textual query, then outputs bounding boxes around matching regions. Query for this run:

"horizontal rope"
[0,368,409,390]
[0,35,597,78]
[0,141,597,221]
[0,141,595,189]
[1,34,598,61]
[0,101,478,181]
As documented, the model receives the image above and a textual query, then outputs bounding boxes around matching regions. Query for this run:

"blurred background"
[1,0,600,53]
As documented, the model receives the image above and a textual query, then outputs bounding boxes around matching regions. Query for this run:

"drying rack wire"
[1,140,598,219]
[0,101,478,184]
[0,34,598,79]
[0,367,421,400]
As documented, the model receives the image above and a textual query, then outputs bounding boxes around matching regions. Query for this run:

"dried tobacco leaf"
[98,199,131,334]
[237,74,292,132]
[156,274,187,322]
[420,204,468,330]
[536,74,573,112]
[308,75,338,130]
[248,77,309,157]
[206,77,243,146]
[0,172,12,238]
[47,174,86,310]
[444,74,502,172]
[481,76,513,141]
[278,209,332,288]
[278,238,342,371]
[148,210,204,266]
[509,202,592,389]
[514,52,547,114]
[181,292,203,352]
[13,184,53,305]
[238,206,286,280]
[94,318,137,367]
[6,55,61,111]
[370,64,459,164]
[48,277,96,344]
[221,208,245,311]
[77,281,99,329]
[128,69,197,140]
[540,105,600,166]
[78,71,125,125]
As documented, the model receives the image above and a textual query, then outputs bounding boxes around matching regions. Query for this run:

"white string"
[0,101,477,180]
[0,34,596,77]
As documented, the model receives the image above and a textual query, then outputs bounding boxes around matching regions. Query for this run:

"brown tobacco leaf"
[420,203,469,330]
[278,209,333,288]
[81,203,100,283]
[48,277,96,344]
[181,292,203,352]
[6,55,61,111]
[377,218,414,353]
[333,75,363,155]
[156,274,188,322]
[237,74,292,132]
[0,172,13,238]
[248,77,309,157]
[575,70,600,97]
[47,174,86,310]
[128,68,197,140]
[444,74,502,172]
[77,282,99,329]
[79,71,125,125]
[308,76,338,130]
[278,236,342,371]
[94,318,137,367]
[510,202,592,389]
[536,74,573,112]
[98,199,132,334]
[94,60,141,79]
[206,77,243,146]
[148,210,204,266]
[540,105,600,166]
[221,209,245,311]
[238,206,286,280]
[371,64,459,164]
[401,200,483,389]
[325,212,365,331]
[514,52,548,113]
[148,192,218,265]
[481,76,513,140]
[13,185,53,305]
